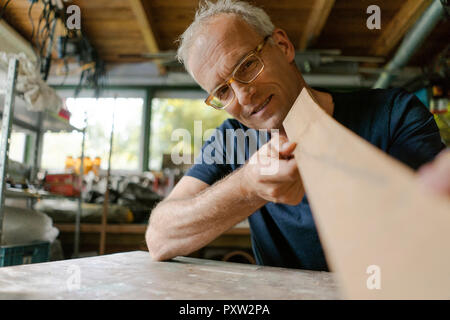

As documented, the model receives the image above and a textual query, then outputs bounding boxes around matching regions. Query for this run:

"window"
[9,131,27,163]
[0,126,35,164]
[149,97,230,171]
[41,97,143,172]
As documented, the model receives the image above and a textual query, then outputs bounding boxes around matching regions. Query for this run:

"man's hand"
[240,132,304,205]
[417,149,450,196]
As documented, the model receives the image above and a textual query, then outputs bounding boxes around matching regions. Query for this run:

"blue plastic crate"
[0,242,50,267]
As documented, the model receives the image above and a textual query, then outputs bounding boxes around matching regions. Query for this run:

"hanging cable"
[28,1,36,44]
[42,14,57,80]
[0,0,12,20]
[16,0,107,93]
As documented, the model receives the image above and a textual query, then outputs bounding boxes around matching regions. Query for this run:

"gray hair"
[176,0,275,75]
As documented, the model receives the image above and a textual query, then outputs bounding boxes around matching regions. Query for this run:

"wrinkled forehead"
[187,14,262,92]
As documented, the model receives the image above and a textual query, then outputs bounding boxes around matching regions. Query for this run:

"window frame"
[50,86,206,173]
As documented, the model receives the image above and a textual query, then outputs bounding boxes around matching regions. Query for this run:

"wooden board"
[54,224,251,257]
[0,251,338,300]
[54,223,250,235]
[283,88,450,299]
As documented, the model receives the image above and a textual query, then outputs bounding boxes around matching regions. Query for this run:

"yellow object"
[75,157,81,175]
[93,157,101,176]
[65,156,75,173]
[126,209,134,223]
[84,157,93,174]
[74,157,95,175]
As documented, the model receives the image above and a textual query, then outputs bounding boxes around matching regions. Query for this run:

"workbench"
[0,251,340,299]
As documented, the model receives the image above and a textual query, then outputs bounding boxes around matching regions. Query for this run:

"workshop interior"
[0,0,449,301]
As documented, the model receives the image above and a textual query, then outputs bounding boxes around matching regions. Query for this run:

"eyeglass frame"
[205,35,271,110]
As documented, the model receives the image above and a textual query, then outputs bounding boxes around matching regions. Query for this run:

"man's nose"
[231,81,256,106]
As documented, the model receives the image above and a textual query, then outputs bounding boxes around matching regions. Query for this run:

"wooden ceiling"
[3,0,449,68]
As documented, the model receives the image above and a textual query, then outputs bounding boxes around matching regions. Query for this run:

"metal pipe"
[0,58,19,245]
[73,122,86,258]
[303,74,373,88]
[373,0,445,89]
[100,98,115,255]
[43,17,58,81]
[140,89,152,172]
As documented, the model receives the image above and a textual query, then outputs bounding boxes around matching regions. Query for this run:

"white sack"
[1,206,59,245]
[0,52,62,113]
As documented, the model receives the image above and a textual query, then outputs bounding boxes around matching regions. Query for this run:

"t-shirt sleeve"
[388,89,446,170]
[184,121,233,185]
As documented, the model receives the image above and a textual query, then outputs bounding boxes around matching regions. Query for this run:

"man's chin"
[239,111,284,131]
[250,120,282,132]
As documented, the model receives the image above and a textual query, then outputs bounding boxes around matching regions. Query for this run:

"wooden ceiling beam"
[128,0,165,74]
[298,0,335,51]
[369,0,432,57]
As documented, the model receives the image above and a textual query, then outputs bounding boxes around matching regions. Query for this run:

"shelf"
[5,188,78,200]
[0,56,81,134]
[42,110,81,133]
[0,95,81,133]
[54,223,251,235]
[1,58,84,255]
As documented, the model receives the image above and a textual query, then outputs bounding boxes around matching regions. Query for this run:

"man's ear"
[271,28,295,63]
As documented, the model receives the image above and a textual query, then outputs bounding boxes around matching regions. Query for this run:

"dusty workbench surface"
[0,251,340,300]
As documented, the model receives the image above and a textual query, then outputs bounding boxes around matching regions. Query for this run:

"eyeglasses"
[205,35,271,110]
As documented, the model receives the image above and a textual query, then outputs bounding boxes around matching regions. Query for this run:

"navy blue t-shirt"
[185,88,445,271]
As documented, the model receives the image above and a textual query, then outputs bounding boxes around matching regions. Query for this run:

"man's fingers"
[279,142,297,158]
[258,158,300,182]
[268,132,296,159]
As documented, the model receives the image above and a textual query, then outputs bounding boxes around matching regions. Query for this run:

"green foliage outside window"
[150,98,231,170]
[434,102,450,146]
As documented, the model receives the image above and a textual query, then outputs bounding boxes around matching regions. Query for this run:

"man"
[146,0,445,270]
